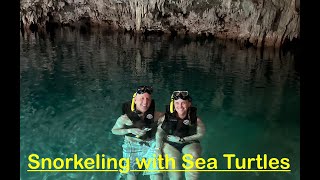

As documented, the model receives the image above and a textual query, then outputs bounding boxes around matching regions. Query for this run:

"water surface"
[20,28,300,180]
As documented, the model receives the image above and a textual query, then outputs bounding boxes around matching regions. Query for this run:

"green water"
[20,28,300,180]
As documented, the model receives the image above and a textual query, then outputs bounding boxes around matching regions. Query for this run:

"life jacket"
[122,99,157,140]
[161,105,197,138]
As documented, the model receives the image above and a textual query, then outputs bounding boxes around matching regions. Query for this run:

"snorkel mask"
[131,86,153,111]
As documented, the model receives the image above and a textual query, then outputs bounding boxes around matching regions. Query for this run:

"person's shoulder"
[154,111,165,120]
[153,112,165,124]
[197,117,203,121]
[117,114,129,121]
[197,117,205,125]
[155,111,165,117]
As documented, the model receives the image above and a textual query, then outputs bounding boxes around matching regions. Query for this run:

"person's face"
[134,93,152,113]
[174,98,191,115]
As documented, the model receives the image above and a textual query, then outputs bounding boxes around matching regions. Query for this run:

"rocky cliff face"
[20,0,300,48]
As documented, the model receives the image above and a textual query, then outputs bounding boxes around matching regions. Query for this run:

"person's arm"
[111,115,147,137]
[155,115,166,149]
[154,111,165,126]
[111,115,132,135]
[182,117,205,142]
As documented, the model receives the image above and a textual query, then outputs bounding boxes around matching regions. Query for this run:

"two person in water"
[111,86,206,180]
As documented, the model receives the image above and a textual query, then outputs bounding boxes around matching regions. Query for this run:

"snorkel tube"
[131,92,137,112]
[169,94,174,113]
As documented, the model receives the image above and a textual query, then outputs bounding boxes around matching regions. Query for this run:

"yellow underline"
[27,170,119,172]
[131,170,291,172]
[27,169,291,172]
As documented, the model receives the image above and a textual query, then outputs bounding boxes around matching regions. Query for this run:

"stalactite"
[20,0,299,48]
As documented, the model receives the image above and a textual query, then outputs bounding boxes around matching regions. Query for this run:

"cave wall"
[20,0,300,48]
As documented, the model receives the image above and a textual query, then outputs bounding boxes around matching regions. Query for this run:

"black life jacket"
[122,99,157,140]
[161,105,197,138]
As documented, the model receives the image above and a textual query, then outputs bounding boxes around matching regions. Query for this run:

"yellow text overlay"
[27,153,291,173]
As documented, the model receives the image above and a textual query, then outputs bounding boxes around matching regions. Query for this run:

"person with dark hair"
[111,86,164,180]
[156,91,206,180]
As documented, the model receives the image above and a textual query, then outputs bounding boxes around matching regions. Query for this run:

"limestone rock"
[20,0,300,48]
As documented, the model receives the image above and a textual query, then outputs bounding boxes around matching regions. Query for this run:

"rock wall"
[20,0,300,48]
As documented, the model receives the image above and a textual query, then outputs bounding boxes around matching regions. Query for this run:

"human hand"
[166,135,181,143]
[129,128,147,137]
[135,127,152,138]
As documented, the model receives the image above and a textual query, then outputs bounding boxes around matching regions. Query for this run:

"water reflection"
[20,27,299,180]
